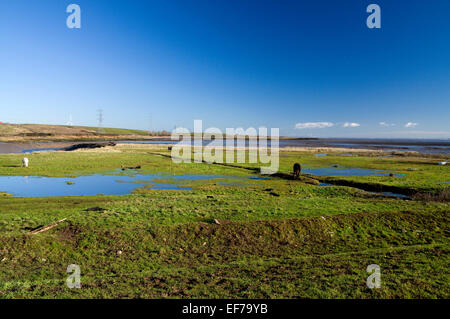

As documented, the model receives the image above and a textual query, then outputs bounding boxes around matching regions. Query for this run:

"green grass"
[226,152,449,193]
[0,149,448,298]
[73,125,150,135]
[0,151,254,177]
[0,123,152,137]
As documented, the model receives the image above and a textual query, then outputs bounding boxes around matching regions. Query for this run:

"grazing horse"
[293,163,301,178]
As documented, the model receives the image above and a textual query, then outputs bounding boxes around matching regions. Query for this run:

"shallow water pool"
[0,173,266,197]
[22,147,63,154]
[303,165,404,177]
[317,182,410,199]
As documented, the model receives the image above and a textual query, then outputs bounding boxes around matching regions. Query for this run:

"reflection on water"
[314,153,359,157]
[303,165,404,177]
[317,182,411,199]
[1,138,449,155]
[369,191,411,199]
[22,148,63,154]
[118,139,450,154]
[0,173,266,197]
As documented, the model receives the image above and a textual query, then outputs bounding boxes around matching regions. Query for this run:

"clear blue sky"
[1,0,449,138]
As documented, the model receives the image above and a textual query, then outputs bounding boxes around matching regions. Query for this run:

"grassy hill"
[0,123,172,141]
[0,123,149,136]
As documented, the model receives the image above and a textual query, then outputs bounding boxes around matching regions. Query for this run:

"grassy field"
[0,123,150,135]
[0,123,167,142]
[0,146,448,298]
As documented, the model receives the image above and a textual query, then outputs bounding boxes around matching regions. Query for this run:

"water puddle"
[317,182,410,199]
[378,155,394,158]
[303,165,403,177]
[0,173,266,197]
[367,191,411,199]
[314,153,359,157]
[22,148,63,154]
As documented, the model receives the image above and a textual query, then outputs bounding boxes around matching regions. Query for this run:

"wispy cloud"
[342,122,360,128]
[404,122,418,128]
[379,122,395,127]
[295,122,334,129]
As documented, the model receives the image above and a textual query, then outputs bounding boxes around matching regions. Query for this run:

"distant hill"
[0,123,170,141]
[0,123,305,142]
[0,123,151,136]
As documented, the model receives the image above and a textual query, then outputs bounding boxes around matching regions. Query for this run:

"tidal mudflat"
[0,144,448,298]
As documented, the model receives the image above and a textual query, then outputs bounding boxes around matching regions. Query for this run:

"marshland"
[0,139,448,298]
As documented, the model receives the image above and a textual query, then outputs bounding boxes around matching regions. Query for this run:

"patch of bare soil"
[413,189,450,202]
[57,222,84,247]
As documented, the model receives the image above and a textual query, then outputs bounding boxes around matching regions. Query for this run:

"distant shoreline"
[1,123,449,155]
[1,138,449,156]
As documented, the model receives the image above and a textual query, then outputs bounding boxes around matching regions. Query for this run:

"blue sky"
[0,0,449,138]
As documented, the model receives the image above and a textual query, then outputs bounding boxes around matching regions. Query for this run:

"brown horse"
[293,163,301,178]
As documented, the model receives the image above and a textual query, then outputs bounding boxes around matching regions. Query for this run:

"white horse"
[22,157,29,168]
